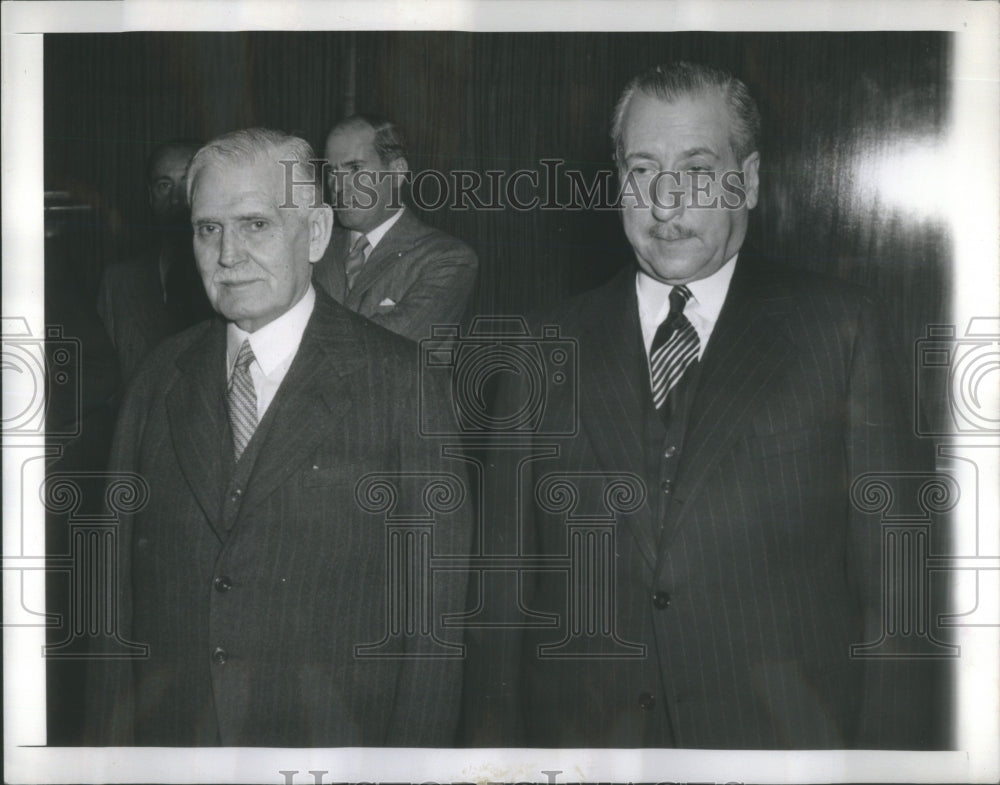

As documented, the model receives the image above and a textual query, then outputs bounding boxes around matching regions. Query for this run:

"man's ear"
[389,156,408,174]
[308,205,334,263]
[742,151,760,210]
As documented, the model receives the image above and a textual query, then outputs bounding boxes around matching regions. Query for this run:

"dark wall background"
[45,31,951,336]
[43,31,952,744]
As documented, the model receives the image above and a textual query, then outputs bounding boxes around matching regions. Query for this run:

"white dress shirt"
[636,253,738,360]
[226,285,316,421]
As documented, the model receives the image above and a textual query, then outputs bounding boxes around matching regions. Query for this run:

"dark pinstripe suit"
[87,289,471,746]
[465,251,939,749]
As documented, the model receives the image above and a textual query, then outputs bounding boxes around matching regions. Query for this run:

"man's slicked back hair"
[611,61,761,167]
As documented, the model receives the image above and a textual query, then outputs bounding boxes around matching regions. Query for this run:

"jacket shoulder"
[126,319,215,391]
[397,212,478,265]
[737,251,880,308]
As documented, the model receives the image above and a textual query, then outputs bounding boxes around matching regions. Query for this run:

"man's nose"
[218,229,245,267]
[649,171,687,222]
[170,184,191,214]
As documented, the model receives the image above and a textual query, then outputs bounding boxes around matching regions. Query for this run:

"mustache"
[648,224,694,241]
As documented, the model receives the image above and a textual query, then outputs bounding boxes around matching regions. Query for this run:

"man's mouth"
[649,226,694,242]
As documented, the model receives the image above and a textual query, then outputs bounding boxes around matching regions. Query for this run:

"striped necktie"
[344,234,370,291]
[649,285,700,417]
[227,339,258,461]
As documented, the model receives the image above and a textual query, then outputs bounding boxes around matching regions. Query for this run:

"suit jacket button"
[230,488,242,502]
[214,576,233,592]
[638,692,656,711]
[211,646,228,665]
[652,590,671,609]
[659,479,672,493]
[663,445,677,458]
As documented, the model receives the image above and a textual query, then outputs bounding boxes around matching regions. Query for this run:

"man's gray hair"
[186,127,320,204]
[611,61,761,167]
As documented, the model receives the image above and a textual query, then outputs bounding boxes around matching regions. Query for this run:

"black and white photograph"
[2,1,997,783]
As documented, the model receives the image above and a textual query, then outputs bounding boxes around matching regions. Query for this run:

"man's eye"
[154,182,171,192]
[249,220,268,231]
[196,224,218,238]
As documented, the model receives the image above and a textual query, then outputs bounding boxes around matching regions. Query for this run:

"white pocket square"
[378,298,396,307]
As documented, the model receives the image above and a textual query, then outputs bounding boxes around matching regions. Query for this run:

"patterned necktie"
[649,285,700,416]
[344,234,371,291]
[227,339,258,461]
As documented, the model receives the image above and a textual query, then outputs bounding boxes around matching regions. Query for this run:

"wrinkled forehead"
[624,87,736,152]
[190,153,320,217]
[190,157,276,206]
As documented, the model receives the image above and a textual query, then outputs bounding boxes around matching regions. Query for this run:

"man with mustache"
[465,62,939,749]
[87,128,470,746]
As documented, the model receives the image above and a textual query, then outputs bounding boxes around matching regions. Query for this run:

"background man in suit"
[465,62,940,749]
[87,128,470,746]
[97,140,213,382]
[312,114,478,341]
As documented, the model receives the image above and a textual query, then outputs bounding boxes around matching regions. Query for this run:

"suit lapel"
[345,209,420,307]
[665,254,798,542]
[166,320,229,541]
[239,293,363,511]
[577,268,659,571]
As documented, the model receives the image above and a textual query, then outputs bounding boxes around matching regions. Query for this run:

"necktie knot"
[233,339,255,373]
[668,284,693,314]
[350,234,370,255]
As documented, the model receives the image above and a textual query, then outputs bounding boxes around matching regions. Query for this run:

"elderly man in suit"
[87,128,470,746]
[464,62,940,750]
[97,140,213,381]
[312,114,478,341]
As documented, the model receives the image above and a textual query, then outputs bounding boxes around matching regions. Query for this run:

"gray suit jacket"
[312,208,477,342]
[87,289,471,746]
[463,252,943,749]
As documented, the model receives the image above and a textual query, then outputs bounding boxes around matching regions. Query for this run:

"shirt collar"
[227,284,316,377]
[359,206,405,252]
[636,252,739,323]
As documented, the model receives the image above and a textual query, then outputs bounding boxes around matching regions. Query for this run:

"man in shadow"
[97,139,212,382]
